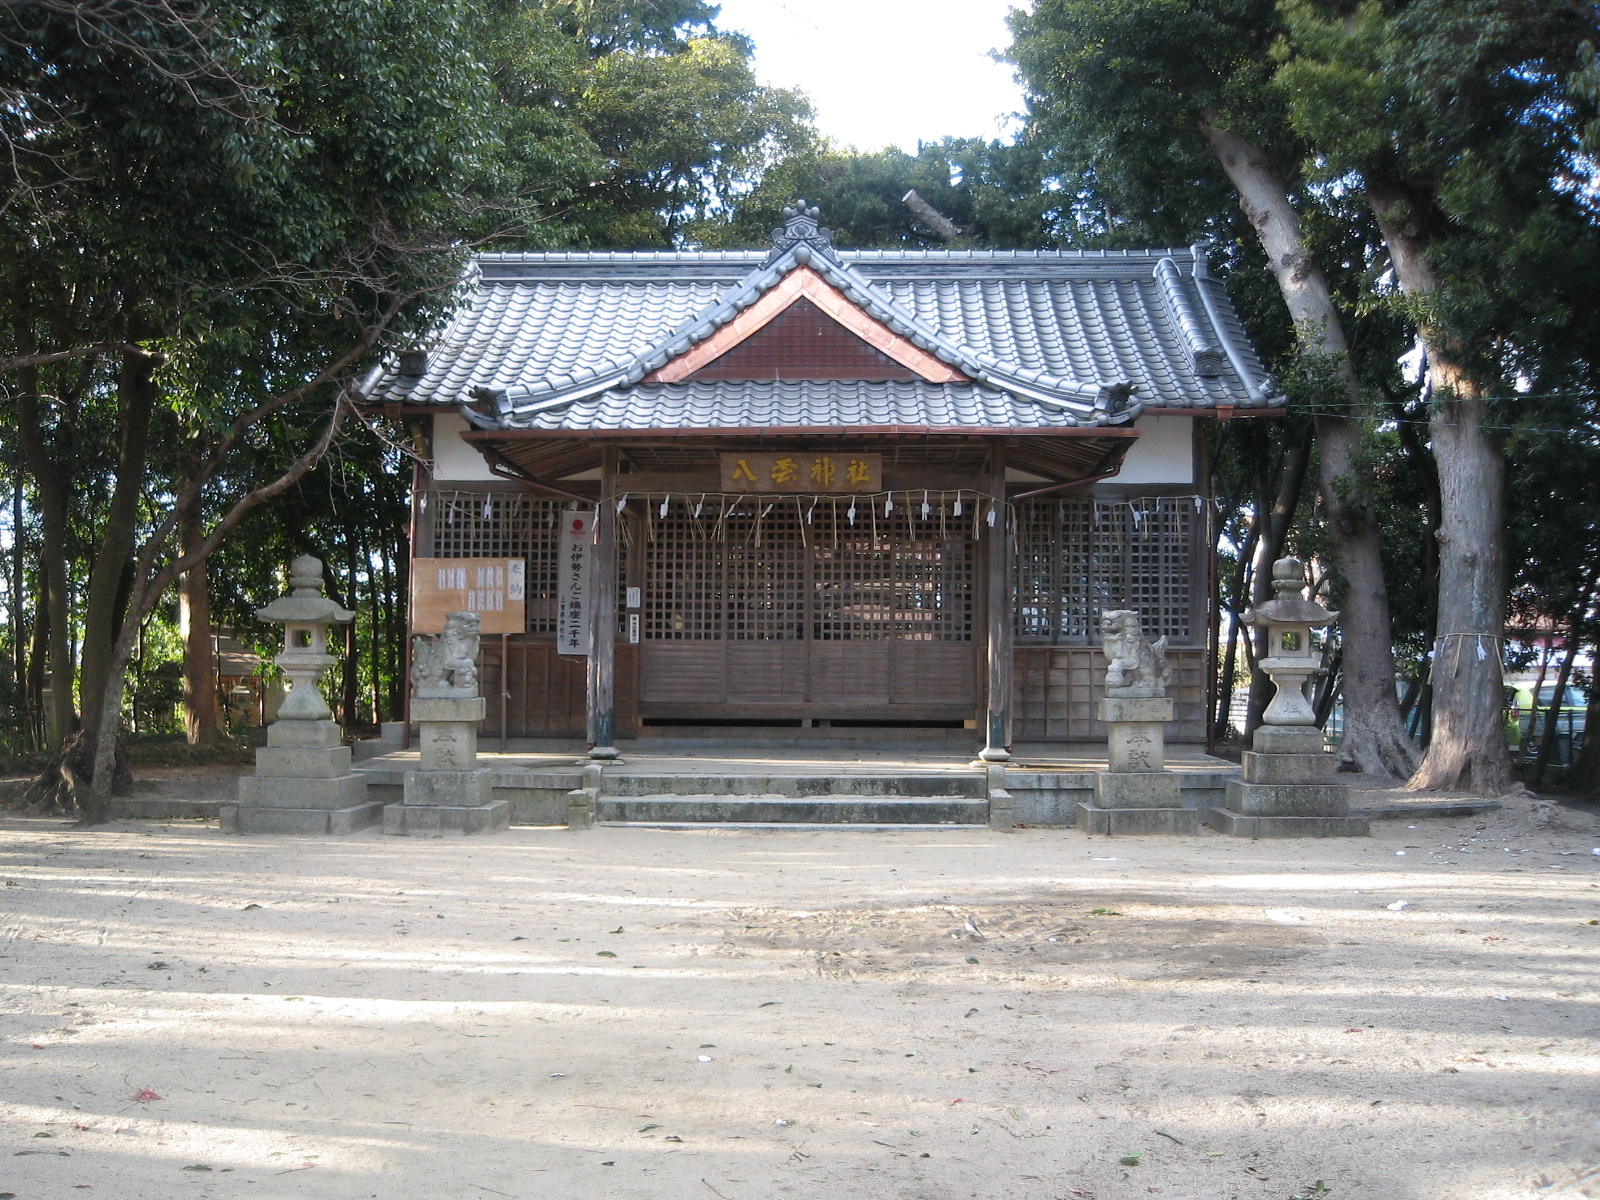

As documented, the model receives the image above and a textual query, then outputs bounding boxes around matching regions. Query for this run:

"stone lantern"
[1209,555,1368,838]
[1243,556,1335,727]
[257,555,354,722]
[222,556,381,835]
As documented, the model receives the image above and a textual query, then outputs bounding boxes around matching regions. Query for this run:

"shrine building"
[360,204,1282,761]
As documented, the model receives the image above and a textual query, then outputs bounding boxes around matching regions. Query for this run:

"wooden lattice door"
[639,500,977,720]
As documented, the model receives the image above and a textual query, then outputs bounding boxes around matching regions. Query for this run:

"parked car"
[1520,682,1588,765]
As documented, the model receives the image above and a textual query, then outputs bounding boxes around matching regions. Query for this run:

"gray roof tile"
[362,225,1281,434]
[512,380,1071,432]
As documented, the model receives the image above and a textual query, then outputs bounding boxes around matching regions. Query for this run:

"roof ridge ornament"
[767,199,836,265]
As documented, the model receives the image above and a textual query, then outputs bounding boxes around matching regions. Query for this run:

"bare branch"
[0,342,151,376]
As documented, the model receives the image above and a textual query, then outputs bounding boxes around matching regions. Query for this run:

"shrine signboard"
[411,558,525,635]
[719,451,881,493]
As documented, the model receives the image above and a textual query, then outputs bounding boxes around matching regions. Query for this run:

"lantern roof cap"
[255,555,354,624]
[1242,556,1338,626]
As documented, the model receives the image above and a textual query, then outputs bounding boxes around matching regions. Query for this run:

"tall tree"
[2,0,503,819]
[1276,0,1600,792]
[1010,0,1420,775]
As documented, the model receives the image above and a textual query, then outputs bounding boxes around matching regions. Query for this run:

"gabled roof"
[361,202,1283,433]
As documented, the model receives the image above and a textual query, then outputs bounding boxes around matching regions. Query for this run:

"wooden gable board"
[644,266,968,385]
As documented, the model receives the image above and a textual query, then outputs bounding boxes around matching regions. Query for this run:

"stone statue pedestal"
[1076,694,1197,836]
[384,693,509,837]
[1209,725,1369,837]
[222,556,382,836]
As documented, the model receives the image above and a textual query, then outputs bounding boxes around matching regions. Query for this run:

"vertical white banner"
[556,510,595,657]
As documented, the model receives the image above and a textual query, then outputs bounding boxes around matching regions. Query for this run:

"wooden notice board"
[411,558,526,634]
[720,451,881,493]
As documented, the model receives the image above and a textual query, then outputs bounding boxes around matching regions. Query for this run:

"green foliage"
[1275,0,1600,378]
[693,138,1059,250]
[473,1,815,248]
[1008,0,1289,245]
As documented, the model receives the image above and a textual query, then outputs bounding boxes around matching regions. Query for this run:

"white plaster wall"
[1114,414,1195,485]
[431,413,497,482]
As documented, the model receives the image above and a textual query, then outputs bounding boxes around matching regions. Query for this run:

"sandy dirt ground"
[1,769,1598,1200]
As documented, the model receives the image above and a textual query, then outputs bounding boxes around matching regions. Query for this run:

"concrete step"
[597,794,990,825]
[600,774,987,800]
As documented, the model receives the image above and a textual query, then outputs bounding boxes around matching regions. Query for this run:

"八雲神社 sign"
[720,451,881,493]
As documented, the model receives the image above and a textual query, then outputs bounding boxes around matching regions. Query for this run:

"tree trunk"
[27,579,49,748]
[1202,121,1419,776]
[1214,514,1260,743]
[1567,663,1600,796]
[9,478,28,743]
[14,367,77,747]
[77,349,158,774]
[177,477,220,745]
[80,610,139,824]
[1530,562,1597,786]
[1368,184,1513,795]
[1521,635,1554,766]
[342,538,360,727]
[1245,439,1311,735]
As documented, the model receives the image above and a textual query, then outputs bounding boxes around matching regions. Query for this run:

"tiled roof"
[363,205,1281,434]
[503,379,1078,432]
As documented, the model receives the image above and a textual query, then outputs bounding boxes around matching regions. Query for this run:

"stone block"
[266,720,344,750]
[1076,803,1200,836]
[236,773,368,810]
[253,745,353,779]
[1099,696,1174,725]
[1223,778,1349,817]
[382,799,509,837]
[1251,725,1325,754]
[221,800,385,835]
[1094,771,1182,809]
[566,786,597,829]
[500,787,570,825]
[1207,808,1370,838]
[1242,750,1335,785]
[410,695,487,724]
[416,722,479,771]
[1106,722,1167,773]
[403,767,493,808]
[988,788,1015,832]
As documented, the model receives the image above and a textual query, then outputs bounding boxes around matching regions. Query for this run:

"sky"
[712,0,1030,153]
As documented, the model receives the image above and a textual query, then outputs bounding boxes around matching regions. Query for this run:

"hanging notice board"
[411,557,526,634]
[555,510,596,657]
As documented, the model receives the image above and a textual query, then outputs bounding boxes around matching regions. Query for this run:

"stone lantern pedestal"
[1077,611,1198,836]
[222,557,382,835]
[1209,557,1369,838]
[383,612,509,836]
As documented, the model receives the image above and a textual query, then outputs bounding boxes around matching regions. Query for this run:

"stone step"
[599,774,986,800]
[597,795,990,825]
[600,822,984,833]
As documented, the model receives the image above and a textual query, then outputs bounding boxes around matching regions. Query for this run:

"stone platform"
[347,740,1236,828]
[228,709,379,835]
[1207,726,1369,838]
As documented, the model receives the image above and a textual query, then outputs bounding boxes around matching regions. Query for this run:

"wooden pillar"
[587,447,620,759]
[979,446,1012,762]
